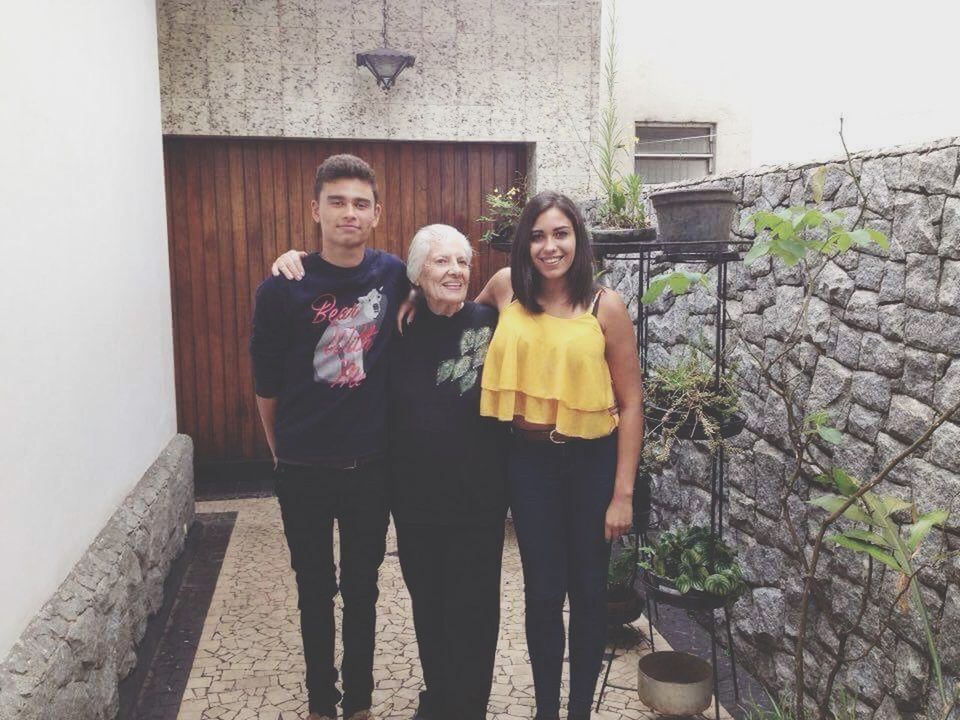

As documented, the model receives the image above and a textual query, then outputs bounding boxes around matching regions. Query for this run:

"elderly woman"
[388,224,507,720]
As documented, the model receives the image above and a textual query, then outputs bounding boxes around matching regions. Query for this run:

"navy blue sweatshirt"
[250,249,408,463]
[388,301,508,526]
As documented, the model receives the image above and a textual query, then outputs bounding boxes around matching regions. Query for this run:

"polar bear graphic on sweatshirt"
[313,288,385,387]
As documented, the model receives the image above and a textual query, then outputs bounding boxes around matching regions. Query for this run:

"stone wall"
[157,0,601,197]
[0,435,194,720]
[603,138,960,718]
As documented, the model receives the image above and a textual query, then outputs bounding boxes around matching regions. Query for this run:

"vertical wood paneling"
[164,137,527,461]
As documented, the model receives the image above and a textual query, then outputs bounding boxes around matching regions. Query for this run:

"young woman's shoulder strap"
[590,287,606,317]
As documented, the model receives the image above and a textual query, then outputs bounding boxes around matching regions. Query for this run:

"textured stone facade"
[0,435,194,720]
[157,0,601,197]
[604,138,960,717]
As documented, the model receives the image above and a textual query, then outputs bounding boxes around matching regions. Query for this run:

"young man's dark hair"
[314,153,380,203]
[509,190,595,313]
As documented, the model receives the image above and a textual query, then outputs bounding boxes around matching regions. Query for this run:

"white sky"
[620,0,960,167]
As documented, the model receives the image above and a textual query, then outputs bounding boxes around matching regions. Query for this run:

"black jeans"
[395,521,505,720]
[507,432,617,719]
[274,460,390,718]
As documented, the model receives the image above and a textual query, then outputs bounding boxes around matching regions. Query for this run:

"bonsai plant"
[476,180,526,252]
[638,524,746,602]
[644,351,744,456]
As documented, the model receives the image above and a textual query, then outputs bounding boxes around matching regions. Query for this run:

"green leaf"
[866,228,890,250]
[877,494,912,517]
[458,370,478,395]
[460,329,478,354]
[907,510,949,553]
[744,240,771,264]
[811,166,827,204]
[451,356,472,380]
[832,468,859,496]
[848,228,874,247]
[809,494,878,526]
[828,534,902,571]
[840,528,891,548]
[817,426,843,445]
[833,231,853,252]
[436,359,456,384]
[641,277,669,305]
[667,273,693,293]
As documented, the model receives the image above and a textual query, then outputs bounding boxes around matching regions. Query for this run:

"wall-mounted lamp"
[356,0,415,91]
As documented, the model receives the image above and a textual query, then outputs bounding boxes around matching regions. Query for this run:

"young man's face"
[311,178,382,251]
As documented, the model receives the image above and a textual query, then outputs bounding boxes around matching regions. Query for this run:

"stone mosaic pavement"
[171,498,734,720]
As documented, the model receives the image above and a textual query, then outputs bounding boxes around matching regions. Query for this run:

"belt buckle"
[548,428,567,445]
[344,457,360,470]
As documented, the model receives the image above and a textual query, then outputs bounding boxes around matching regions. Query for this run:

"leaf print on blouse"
[436,325,493,394]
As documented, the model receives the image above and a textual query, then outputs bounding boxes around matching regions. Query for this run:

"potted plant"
[607,536,642,625]
[644,352,745,453]
[477,180,526,253]
[587,0,655,254]
[638,525,746,606]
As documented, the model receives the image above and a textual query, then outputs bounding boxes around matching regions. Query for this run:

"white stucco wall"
[158,0,602,197]
[0,1,177,656]
[609,0,753,179]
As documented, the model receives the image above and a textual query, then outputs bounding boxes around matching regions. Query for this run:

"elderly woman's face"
[419,236,470,306]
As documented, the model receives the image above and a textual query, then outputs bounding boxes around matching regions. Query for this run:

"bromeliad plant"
[639,525,746,600]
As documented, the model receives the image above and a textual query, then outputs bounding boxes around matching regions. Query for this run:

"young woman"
[474,191,643,720]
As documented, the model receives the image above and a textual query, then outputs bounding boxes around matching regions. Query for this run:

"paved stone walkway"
[171,498,734,720]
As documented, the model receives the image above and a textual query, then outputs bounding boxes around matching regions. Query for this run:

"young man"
[251,154,408,720]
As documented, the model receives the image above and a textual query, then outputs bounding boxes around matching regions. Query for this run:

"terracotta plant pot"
[637,651,713,716]
[650,188,737,253]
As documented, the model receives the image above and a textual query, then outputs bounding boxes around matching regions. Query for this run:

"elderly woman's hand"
[604,495,633,541]
[272,250,307,280]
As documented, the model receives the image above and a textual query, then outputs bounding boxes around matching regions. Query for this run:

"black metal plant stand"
[593,238,746,720]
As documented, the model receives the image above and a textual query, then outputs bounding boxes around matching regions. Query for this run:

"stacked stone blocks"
[606,138,960,717]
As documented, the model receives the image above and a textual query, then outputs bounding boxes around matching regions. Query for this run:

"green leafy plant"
[810,468,950,703]
[608,536,638,596]
[639,525,746,600]
[476,179,527,244]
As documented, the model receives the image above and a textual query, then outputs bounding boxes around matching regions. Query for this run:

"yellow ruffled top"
[480,300,618,438]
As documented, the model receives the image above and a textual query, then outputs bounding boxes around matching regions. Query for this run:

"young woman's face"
[528,206,576,281]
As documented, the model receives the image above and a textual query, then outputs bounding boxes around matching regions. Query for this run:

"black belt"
[510,426,574,444]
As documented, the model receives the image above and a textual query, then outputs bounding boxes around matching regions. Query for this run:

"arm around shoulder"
[475,267,512,310]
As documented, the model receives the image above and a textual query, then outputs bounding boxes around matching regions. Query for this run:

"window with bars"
[634,122,716,183]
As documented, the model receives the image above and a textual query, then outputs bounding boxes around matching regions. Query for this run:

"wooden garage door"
[163,137,528,462]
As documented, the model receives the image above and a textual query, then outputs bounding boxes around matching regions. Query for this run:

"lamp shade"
[356,46,415,90]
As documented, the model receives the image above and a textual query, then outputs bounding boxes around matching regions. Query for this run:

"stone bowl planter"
[590,226,657,257]
[637,651,714,716]
[650,188,737,254]
[644,403,746,441]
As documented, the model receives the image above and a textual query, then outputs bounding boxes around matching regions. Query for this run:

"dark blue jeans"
[507,432,617,719]
[274,460,390,718]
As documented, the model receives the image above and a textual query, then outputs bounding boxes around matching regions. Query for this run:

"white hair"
[406,224,473,285]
